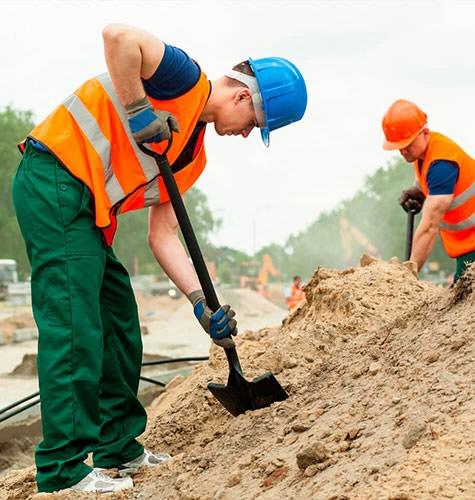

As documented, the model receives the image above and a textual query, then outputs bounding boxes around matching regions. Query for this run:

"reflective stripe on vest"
[448,180,475,211]
[439,212,475,232]
[65,73,162,206]
[414,132,475,257]
[62,91,126,204]
[96,73,160,187]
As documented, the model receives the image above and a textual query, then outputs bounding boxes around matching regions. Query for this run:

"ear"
[422,127,431,144]
[233,88,252,105]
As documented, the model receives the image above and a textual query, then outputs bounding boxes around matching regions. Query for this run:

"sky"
[2,0,475,254]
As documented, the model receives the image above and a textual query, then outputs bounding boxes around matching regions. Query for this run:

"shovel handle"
[405,209,416,261]
[138,143,243,373]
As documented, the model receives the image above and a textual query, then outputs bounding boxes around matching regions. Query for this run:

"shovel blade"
[208,367,288,417]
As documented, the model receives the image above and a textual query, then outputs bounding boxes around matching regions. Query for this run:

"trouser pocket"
[55,163,86,227]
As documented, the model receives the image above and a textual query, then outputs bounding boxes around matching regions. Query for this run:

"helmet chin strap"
[225,69,266,128]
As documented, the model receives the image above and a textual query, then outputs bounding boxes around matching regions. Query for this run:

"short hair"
[293,276,301,281]
[225,60,255,87]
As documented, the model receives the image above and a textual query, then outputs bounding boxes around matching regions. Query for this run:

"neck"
[199,77,226,123]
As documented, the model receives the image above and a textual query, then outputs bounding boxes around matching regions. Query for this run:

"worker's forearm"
[410,223,438,270]
[102,24,147,106]
[149,230,201,296]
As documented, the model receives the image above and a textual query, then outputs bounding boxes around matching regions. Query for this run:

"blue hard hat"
[248,56,307,147]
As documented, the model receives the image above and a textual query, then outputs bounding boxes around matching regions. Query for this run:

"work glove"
[126,96,180,144]
[188,290,238,349]
[399,186,426,214]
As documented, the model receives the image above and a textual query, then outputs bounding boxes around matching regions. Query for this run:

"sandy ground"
[1,259,474,499]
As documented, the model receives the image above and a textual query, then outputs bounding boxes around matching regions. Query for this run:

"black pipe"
[139,376,166,387]
[141,356,208,366]
[0,398,40,424]
[0,391,39,415]
[0,356,208,423]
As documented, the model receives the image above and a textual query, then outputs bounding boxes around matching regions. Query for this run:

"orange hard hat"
[382,99,427,151]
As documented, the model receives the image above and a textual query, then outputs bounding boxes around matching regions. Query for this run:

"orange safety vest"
[286,284,304,310]
[414,132,475,258]
[20,72,211,245]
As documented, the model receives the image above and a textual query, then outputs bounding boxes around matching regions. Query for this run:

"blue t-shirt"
[426,160,459,195]
[142,43,200,100]
[29,44,200,153]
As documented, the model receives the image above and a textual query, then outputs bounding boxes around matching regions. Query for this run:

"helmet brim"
[383,130,420,151]
[248,57,270,147]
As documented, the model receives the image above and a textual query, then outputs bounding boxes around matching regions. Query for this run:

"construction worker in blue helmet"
[13,23,307,494]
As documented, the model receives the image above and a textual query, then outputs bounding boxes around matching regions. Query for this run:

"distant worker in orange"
[382,99,475,281]
[286,276,305,310]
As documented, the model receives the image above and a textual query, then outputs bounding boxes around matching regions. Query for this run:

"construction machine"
[239,254,280,297]
[339,217,379,267]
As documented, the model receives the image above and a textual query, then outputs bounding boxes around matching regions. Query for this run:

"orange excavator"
[339,217,379,267]
[239,254,280,297]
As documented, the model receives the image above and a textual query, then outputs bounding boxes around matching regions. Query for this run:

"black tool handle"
[138,144,243,373]
[405,209,416,261]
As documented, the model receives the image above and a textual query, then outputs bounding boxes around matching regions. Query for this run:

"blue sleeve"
[426,160,459,195]
[142,44,200,100]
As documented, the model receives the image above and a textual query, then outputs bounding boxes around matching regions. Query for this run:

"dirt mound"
[8,354,37,377]
[1,257,473,499]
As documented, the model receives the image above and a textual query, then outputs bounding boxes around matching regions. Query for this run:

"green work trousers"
[454,250,475,282]
[12,144,146,492]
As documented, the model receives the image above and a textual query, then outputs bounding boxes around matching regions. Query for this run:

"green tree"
[0,106,35,277]
[113,186,222,275]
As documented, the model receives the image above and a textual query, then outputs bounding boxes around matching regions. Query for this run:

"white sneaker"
[70,469,133,493]
[117,448,171,476]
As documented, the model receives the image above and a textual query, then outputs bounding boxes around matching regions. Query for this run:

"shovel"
[139,144,288,417]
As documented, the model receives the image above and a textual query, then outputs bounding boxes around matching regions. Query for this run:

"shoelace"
[91,470,117,482]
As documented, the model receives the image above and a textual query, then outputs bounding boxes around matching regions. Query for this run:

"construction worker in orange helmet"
[382,99,475,281]
[12,24,308,494]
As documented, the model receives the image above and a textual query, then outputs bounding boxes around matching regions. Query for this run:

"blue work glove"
[187,290,238,349]
[126,96,180,144]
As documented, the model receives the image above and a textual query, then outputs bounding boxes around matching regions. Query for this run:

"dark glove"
[126,96,180,144]
[188,290,238,349]
[399,186,425,214]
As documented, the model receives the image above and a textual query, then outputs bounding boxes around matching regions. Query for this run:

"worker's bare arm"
[148,200,201,295]
[102,23,165,106]
[410,194,453,270]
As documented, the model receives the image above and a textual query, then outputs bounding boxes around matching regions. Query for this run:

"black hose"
[0,398,41,424]
[0,356,208,423]
[0,391,40,415]
[141,356,208,366]
[139,376,166,387]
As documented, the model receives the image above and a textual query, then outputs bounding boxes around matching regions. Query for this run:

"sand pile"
[0,257,473,499]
